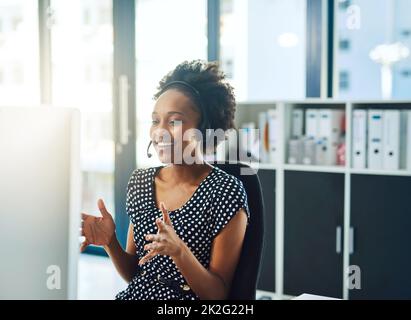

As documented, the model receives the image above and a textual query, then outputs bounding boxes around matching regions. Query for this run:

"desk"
[292,294,341,300]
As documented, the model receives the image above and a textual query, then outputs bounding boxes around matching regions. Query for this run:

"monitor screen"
[0,106,81,299]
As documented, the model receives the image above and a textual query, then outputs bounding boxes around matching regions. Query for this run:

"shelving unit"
[234,100,411,300]
[249,162,277,170]
[350,168,411,176]
[283,164,346,173]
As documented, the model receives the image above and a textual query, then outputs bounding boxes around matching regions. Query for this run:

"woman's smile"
[154,141,175,150]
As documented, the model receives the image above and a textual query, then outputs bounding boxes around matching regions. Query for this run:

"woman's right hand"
[80,199,116,252]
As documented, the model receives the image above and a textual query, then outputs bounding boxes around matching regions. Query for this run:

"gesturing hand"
[139,202,183,265]
[80,199,116,252]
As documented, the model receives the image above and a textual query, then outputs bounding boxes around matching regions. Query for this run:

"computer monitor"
[0,106,81,299]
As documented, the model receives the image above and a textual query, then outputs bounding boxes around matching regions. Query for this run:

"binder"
[407,111,411,171]
[368,110,384,170]
[305,109,319,140]
[383,110,400,170]
[291,109,304,138]
[352,109,367,169]
[315,139,327,166]
[267,109,279,164]
[259,112,269,163]
[302,137,316,165]
[400,110,411,171]
[288,138,303,164]
[239,122,256,160]
[318,109,344,165]
[337,138,346,166]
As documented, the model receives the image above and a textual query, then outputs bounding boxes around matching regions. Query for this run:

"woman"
[80,60,250,300]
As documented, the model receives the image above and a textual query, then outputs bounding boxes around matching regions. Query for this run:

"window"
[219,0,306,102]
[339,38,351,51]
[135,0,207,168]
[335,0,411,99]
[401,69,411,77]
[338,0,352,10]
[339,70,350,90]
[50,0,115,216]
[401,29,411,38]
[0,0,40,106]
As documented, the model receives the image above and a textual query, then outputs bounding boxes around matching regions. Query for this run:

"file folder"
[302,137,316,165]
[407,111,411,171]
[404,110,411,171]
[259,112,269,163]
[291,109,304,138]
[315,139,328,166]
[240,122,256,160]
[383,110,400,170]
[288,138,303,164]
[305,109,319,140]
[368,110,384,170]
[267,109,279,164]
[400,110,411,171]
[352,109,367,169]
[318,109,344,165]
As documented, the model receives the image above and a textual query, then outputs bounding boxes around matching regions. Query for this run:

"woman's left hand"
[139,202,184,265]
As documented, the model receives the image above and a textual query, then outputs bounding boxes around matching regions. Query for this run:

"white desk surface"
[292,294,341,300]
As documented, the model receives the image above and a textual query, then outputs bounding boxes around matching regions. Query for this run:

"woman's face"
[150,89,201,164]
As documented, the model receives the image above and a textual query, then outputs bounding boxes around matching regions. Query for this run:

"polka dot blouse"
[115,165,250,300]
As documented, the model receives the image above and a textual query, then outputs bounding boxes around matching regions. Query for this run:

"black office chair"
[214,161,265,300]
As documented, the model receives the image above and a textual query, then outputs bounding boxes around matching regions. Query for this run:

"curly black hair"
[153,60,236,151]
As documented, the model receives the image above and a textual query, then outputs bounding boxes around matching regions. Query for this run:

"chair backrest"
[214,161,265,300]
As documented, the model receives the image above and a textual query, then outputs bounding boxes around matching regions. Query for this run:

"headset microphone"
[147,140,153,158]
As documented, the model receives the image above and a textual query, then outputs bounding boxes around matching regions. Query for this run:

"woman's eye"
[151,119,159,125]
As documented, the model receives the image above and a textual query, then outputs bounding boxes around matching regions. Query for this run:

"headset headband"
[160,81,210,132]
